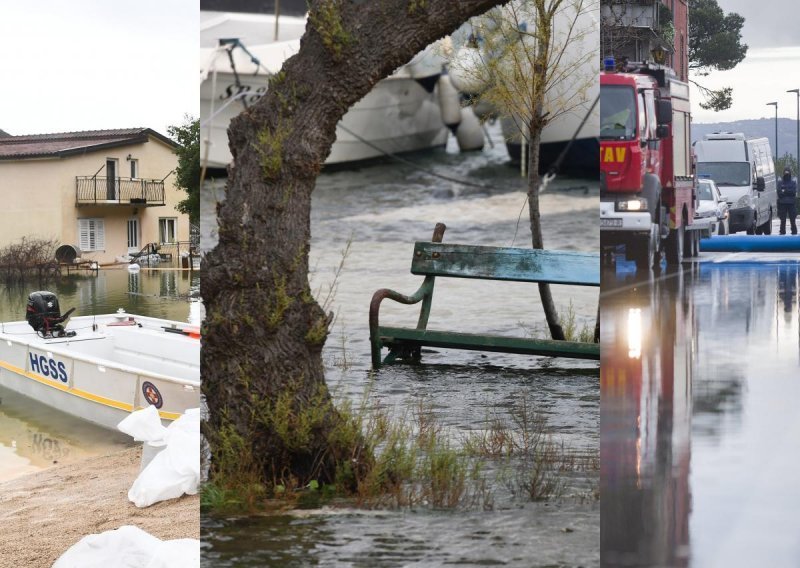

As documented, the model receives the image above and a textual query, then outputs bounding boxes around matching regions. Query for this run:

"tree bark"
[202,0,510,491]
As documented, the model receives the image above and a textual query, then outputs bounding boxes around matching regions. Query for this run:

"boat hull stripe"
[0,359,180,421]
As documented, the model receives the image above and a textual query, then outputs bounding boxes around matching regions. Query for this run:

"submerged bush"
[0,237,60,284]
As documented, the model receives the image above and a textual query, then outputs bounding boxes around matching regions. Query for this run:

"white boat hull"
[200,71,448,169]
[200,14,450,170]
[0,314,200,431]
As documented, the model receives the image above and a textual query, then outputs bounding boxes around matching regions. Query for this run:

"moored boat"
[0,292,200,431]
[199,10,461,171]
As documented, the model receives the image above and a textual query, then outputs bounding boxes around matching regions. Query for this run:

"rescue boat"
[0,291,200,431]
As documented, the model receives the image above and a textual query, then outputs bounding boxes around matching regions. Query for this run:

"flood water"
[0,267,200,482]
[200,126,601,566]
[601,256,800,567]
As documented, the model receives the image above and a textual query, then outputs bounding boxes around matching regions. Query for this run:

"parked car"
[694,178,729,236]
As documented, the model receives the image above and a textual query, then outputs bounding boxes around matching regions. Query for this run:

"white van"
[693,133,777,234]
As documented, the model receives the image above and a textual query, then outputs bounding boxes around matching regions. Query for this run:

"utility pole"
[767,101,778,161]
[787,89,799,171]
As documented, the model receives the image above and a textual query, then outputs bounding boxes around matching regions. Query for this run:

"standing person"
[778,166,798,235]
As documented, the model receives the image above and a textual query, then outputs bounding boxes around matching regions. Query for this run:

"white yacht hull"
[200,71,447,169]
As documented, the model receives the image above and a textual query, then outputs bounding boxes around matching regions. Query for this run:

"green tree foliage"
[167,116,200,224]
[688,0,747,111]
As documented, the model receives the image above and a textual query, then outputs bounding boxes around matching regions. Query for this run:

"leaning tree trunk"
[202,0,509,492]
[527,1,565,341]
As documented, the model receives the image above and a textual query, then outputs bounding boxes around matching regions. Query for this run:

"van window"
[696,162,750,186]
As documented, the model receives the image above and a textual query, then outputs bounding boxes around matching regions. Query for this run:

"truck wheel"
[683,229,698,258]
[747,213,757,235]
[665,225,684,265]
[631,237,654,270]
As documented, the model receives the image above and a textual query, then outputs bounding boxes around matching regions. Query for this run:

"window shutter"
[78,219,105,251]
[95,219,105,250]
[78,220,89,250]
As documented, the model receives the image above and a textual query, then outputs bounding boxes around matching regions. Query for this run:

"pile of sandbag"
[52,525,198,568]
[117,405,200,507]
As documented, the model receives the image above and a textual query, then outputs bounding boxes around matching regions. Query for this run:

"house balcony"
[601,1,659,32]
[75,176,166,207]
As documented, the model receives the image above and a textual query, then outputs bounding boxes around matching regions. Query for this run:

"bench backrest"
[410,242,599,286]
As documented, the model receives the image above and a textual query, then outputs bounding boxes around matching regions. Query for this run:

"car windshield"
[696,162,751,186]
[600,85,636,140]
[697,181,714,201]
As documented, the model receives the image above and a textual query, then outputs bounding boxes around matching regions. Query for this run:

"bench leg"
[385,344,421,365]
[370,335,383,369]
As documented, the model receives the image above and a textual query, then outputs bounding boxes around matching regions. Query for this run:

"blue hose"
[700,235,800,252]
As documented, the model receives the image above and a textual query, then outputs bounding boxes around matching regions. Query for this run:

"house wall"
[669,0,689,83]
[0,134,189,265]
[0,158,66,245]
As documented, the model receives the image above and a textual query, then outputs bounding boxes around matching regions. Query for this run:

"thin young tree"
[202,0,510,495]
[455,0,597,339]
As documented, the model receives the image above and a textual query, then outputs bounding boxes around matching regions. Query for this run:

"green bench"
[369,223,600,368]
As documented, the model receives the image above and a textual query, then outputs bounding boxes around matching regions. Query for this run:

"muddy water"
[200,127,601,566]
[0,268,200,482]
[601,259,800,567]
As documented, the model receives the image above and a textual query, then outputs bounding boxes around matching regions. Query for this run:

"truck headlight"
[615,198,648,212]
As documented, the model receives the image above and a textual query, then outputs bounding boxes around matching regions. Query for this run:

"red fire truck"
[600,60,697,269]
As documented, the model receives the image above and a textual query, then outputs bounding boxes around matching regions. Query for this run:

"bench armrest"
[369,276,435,368]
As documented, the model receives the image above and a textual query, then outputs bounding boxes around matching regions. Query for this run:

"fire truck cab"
[600,60,696,269]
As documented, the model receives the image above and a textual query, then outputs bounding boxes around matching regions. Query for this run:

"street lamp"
[787,89,799,172]
[767,101,778,161]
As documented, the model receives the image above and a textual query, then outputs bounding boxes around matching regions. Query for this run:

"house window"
[78,218,105,252]
[159,218,177,244]
[130,159,139,179]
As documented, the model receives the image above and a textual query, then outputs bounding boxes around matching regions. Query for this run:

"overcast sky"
[692,0,800,123]
[0,1,198,137]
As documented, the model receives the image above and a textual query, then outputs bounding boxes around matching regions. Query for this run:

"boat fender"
[449,46,490,95]
[437,73,462,132]
[455,107,485,152]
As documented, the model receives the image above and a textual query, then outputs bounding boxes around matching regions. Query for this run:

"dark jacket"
[778,177,797,205]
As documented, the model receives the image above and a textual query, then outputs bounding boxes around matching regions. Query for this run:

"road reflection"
[601,261,800,567]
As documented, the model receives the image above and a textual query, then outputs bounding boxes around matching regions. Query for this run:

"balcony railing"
[601,2,658,32]
[75,176,166,206]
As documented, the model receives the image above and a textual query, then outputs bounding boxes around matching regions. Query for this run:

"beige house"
[0,128,190,265]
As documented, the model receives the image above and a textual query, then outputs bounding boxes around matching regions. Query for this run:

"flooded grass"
[203,388,596,516]
[463,393,599,502]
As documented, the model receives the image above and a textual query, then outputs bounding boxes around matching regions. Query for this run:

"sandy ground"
[0,446,199,568]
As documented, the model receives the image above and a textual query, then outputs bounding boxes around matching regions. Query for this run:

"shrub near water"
[0,237,60,284]
[203,387,594,512]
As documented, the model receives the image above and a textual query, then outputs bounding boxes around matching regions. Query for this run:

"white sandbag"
[128,409,201,507]
[52,525,199,568]
[145,538,200,568]
[117,405,168,443]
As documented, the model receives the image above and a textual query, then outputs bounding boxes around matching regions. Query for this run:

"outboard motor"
[26,291,76,338]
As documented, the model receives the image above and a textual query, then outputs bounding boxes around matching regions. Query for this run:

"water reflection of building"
[601,271,693,567]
